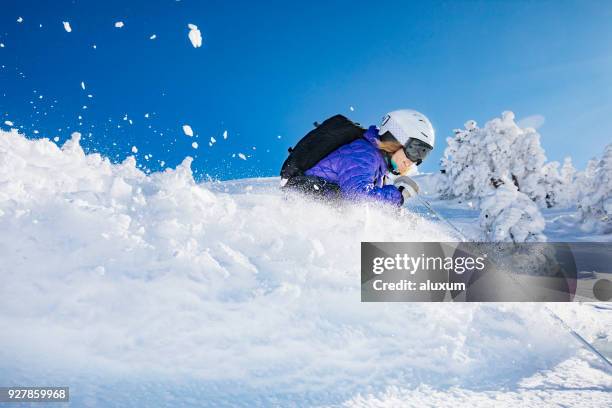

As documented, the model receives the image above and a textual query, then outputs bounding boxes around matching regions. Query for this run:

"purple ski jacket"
[305,125,403,206]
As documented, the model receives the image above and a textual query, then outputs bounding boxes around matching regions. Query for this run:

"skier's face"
[391,148,413,175]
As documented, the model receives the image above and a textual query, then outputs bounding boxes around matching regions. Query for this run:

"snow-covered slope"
[0,130,610,407]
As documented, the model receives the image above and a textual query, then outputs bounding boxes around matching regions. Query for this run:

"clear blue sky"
[1,0,611,179]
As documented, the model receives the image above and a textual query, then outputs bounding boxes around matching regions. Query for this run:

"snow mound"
[0,129,609,406]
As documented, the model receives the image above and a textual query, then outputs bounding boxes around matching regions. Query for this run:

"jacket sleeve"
[337,152,404,207]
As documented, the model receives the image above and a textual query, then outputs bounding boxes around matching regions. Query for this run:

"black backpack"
[280,114,364,180]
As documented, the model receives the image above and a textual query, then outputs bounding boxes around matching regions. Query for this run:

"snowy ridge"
[0,130,610,406]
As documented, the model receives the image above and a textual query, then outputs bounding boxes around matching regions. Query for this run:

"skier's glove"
[394,176,419,201]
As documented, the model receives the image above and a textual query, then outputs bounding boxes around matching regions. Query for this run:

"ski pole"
[414,195,470,242]
[545,306,612,371]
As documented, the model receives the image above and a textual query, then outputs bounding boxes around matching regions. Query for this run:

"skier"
[280,109,435,206]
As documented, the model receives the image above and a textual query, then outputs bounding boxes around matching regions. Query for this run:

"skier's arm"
[338,157,404,206]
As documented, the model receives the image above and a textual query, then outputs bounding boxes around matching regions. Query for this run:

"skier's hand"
[394,176,419,200]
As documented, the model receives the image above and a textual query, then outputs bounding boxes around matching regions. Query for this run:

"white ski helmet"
[379,109,435,149]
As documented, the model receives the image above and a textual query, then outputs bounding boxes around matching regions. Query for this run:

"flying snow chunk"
[192,142,199,149]
[149,34,157,40]
[182,124,194,137]
[114,21,124,28]
[187,24,202,48]
[223,130,228,139]
[0,43,4,48]
[4,120,14,126]
[81,81,86,90]
[238,153,247,160]
[17,17,23,23]
[131,146,138,153]
[53,136,59,142]
[63,21,72,33]
[350,106,355,111]
[210,136,216,144]
[144,113,149,118]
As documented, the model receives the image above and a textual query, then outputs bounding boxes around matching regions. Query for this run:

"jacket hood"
[362,125,381,147]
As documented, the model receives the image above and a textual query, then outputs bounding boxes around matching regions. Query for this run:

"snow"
[343,381,611,407]
[131,145,138,153]
[62,21,72,32]
[223,130,228,139]
[0,43,5,48]
[4,120,14,126]
[182,124,194,137]
[17,17,23,23]
[150,34,157,40]
[210,136,216,144]
[238,152,247,160]
[188,23,202,48]
[0,130,610,406]
[192,141,198,149]
[115,21,124,28]
[81,81,86,90]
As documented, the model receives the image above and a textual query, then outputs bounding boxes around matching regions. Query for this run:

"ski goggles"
[403,138,432,166]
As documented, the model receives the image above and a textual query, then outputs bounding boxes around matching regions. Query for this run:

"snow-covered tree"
[533,158,577,208]
[557,157,578,206]
[439,111,576,208]
[479,180,546,243]
[576,144,612,233]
